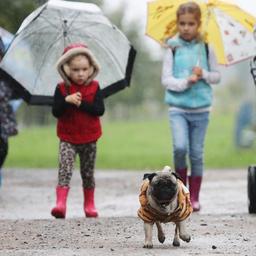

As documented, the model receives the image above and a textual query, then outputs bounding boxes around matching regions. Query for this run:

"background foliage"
[6,111,256,169]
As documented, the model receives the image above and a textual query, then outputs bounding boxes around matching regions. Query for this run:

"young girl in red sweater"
[51,43,105,218]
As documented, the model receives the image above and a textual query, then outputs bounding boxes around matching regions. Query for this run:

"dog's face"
[146,169,178,214]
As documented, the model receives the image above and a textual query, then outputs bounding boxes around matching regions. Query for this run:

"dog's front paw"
[180,233,191,243]
[158,233,165,244]
[172,237,180,247]
[143,241,153,249]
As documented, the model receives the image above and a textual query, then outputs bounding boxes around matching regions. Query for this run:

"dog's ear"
[143,173,157,181]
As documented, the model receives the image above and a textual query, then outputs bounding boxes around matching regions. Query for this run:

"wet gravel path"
[0,168,256,255]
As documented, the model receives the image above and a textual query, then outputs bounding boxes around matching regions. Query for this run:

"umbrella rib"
[57,10,80,45]
[65,12,81,33]
[64,13,111,40]
[67,16,125,75]
[33,34,64,89]
[18,27,56,41]
[39,14,60,31]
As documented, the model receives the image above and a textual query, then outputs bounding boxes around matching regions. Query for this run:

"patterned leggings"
[58,141,96,188]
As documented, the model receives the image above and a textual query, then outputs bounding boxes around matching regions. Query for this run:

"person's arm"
[0,82,11,103]
[52,86,69,118]
[79,87,105,116]
[0,84,7,102]
[161,48,191,92]
[202,46,221,84]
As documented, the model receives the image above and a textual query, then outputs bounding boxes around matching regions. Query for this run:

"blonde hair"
[176,1,201,23]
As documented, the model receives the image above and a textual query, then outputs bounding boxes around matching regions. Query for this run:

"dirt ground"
[0,168,256,256]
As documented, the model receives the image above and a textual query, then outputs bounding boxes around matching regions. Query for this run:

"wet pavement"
[0,168,256,256]
[0,168,249,219]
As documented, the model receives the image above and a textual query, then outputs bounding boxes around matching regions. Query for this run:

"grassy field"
[5,111,256,170]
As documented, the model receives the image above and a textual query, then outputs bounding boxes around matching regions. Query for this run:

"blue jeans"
[169,111,210,177]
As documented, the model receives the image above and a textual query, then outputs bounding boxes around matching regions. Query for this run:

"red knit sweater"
[57,81,102,144]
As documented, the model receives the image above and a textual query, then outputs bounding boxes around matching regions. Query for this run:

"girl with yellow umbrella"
[161,1,221,211]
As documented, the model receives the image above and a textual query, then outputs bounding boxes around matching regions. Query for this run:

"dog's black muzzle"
[153,192,178,208]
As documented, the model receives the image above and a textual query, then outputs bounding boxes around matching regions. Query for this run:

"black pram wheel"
[248,166,256,214]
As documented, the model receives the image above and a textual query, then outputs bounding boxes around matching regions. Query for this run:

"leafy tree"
[0,0,37,33]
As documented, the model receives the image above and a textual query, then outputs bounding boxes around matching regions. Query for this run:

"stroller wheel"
[248,166,256,214]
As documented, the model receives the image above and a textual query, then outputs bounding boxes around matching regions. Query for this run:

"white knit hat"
[56,43,100,85]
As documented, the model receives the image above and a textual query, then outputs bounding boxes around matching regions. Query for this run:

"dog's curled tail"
[162,166,172,173]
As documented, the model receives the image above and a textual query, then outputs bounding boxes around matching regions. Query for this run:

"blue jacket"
[165,38,212,109]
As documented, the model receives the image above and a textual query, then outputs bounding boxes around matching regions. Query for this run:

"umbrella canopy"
[0,0,136,105]
[0,26,14,51]
[146,0,256,65]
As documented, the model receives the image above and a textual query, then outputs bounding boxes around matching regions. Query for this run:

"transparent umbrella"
[0,26,14,51]
[0,0,136,105]
[0,27,23,110]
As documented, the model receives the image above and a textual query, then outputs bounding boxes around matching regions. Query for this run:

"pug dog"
[137,166,192,248]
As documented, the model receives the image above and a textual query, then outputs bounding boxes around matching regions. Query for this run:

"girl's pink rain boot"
[51,186,69,218]
[83,188,98,218]
[189,176,202,212]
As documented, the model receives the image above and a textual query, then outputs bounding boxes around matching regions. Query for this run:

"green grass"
[5,112,256,169]
[6,126,59,168]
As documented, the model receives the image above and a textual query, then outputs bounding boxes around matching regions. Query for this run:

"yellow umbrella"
[146,0,256,65]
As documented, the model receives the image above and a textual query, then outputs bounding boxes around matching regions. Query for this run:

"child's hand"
[161,42,169,48]
[192,66,202,79]
[65,92,82,107]
[188,74,199,84]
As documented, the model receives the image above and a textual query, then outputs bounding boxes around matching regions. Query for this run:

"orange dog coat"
[138,179,192,223]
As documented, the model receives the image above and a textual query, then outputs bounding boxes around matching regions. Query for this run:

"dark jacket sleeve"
[52,86,69,118]
[79,88,105,116]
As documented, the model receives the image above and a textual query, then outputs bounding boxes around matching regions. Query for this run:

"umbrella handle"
[250,56,256,86]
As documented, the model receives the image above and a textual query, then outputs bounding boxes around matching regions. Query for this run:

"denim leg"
[188,112,209,177]
[169,111,188,170]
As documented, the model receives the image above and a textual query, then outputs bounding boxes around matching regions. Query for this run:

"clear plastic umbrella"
[0,26,14,51]
[0,27,23,111]
[0,0,136,105]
